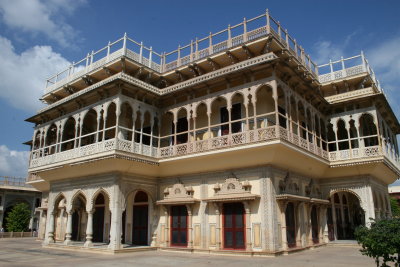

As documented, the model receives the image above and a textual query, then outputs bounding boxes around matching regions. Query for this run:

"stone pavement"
[0,238,376,267]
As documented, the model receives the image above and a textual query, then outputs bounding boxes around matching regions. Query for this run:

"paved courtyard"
[0,238,375,267]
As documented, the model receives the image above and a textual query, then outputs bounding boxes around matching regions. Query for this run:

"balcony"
[318,53,383,93]
[29,125,329,172]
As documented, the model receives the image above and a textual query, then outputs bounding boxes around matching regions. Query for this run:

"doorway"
[170,205,188,247]
[223,202,245,249]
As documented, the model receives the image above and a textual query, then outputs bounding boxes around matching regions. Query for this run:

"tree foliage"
[355,218,400,267]
[390,197,400,218]
[5,203,31,232]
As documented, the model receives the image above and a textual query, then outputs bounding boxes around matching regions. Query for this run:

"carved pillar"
[227,106,232,135]
[115,103,121,140]
[78,119,84,147]
[331,200,338,241]
[243,201,252,251]
[272,81,279,128]
[64,211,73,245]
[45,209,55,244]
[84,210,94,247]
[74,119,79,148]
[279,201,288,250]
[164,207,169,247]
[207,112,211,139]
[102,110,108,141]
[295,202,302,248]
[95,112,101,143]
[139,113,144,153]
[214,203,221,249]
[150,117,155,153]
[244,102,249,131]
[193,116,197,142]
[186,205,193,248]
[187,116,191,144]
[252,99,257,130]
[109,185,123,250]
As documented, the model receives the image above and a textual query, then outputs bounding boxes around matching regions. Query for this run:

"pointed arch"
[61,117,76,151]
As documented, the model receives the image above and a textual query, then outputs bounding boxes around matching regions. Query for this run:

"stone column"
[64,211,73,245]
[244,201,252,251]
[164,206,169,247]
[45,211,55,244]
[186,205,193,248]
[84,210,94,247]
[279,201,288,251]
[331,201,338,241]
[214,203,221,250]
[108,185,123,250]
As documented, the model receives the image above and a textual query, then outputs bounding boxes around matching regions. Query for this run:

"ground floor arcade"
[39,167,390,253]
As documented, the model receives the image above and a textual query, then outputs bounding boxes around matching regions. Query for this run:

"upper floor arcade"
[27,75,400,186]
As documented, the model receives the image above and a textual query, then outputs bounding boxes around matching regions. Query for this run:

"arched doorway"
[93,193,105,243]
[53,195,67,241]
[223,202,245,249]
[285,202,296,248]
[170,205,188,247]
[311,206,319,244]
[132,191,149,245]
[71,194,86,241]
[329,191,365,240]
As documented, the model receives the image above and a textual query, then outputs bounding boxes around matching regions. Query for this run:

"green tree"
[355,218,400,267]
[391,197,400,218]
[5,203,31,232]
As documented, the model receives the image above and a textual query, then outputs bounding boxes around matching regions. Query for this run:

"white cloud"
[0,36,71,112]
[366,36,400,92]
[312,40,345,65]
[0,0,86,47]
[0,145,29,178]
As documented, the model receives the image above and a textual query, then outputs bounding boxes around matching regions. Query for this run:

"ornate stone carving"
[214,178,251,196]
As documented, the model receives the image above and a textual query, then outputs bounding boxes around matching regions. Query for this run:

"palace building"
[26,10,399,254]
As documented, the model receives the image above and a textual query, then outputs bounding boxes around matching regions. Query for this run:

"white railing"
[318,53,383,93]
[44,10,319,95]
[29,126,400,171]
[0,176,32,188]
[29,126,330,170]
[328,145,400,170]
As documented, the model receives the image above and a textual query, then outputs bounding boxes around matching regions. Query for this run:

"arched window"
[337,120,349,150]
[359,114,378,147]
[327,123,336,152]
[62,117,76,151]
[81,109,97,146]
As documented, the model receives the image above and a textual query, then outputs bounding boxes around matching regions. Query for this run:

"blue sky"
[0,0,399,185]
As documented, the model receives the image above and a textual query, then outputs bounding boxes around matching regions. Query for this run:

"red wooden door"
[223,203,245,249]
[171,206,188,246]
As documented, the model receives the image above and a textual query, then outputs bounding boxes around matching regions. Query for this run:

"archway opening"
[132,191,149,246]
[330,191,365,240]
[53,195,67,241]
[71,194,86,241]
[93,193,107,243]
[285,202,296,248]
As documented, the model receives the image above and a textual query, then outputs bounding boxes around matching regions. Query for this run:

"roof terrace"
[43,10,320,96]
